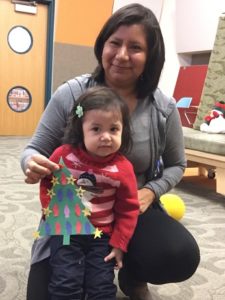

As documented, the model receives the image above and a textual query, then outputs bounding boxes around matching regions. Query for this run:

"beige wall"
[53,43,96,91]
[52,0,114,91]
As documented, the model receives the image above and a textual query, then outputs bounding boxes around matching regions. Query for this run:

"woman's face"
[102,24,148,89]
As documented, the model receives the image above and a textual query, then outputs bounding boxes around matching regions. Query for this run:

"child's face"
[82,109,123,157]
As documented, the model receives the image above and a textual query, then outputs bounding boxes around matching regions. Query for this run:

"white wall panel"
[176,0,225,53]
[112,0,164,21]
[158,0,180,96]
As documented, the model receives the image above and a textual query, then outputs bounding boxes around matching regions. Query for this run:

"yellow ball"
[160,194,185,221]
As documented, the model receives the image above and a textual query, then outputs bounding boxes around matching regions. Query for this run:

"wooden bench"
[184,148,225,195]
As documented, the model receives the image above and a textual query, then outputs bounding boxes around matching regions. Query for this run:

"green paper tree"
[37,158,101,245]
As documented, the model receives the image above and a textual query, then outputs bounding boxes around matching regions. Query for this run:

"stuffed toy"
[200,101,225,133]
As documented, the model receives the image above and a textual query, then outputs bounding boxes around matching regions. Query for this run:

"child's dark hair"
[63,86,132,154]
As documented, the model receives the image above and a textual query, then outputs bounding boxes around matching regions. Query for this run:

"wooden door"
[0,0,49,135]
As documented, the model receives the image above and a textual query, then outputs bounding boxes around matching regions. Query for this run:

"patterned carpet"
[0,136,225,300]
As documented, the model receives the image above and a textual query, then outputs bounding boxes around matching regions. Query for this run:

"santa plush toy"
[200,101,225,133]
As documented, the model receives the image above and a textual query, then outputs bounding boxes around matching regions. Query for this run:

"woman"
[21,4,200,300]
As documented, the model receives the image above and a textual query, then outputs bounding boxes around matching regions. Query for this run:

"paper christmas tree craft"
[35,158,102,245]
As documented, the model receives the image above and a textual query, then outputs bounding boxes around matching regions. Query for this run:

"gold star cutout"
[94,228,103,239]
[42,207,52,217]
[67,175,76,185]
[33,231,40,239]
[82,207,91,217]
[51,176,59,186]
[76,186,85,198]
[47,188,55,198]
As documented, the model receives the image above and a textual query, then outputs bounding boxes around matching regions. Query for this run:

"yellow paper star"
[67,175,76,185]
[51,176,59,186]
[33,231,40,239]
[76,186,85,198]
[47,188,55,198]
[42,207,52,217]
[94,228,103,239]
[82,207,91,217]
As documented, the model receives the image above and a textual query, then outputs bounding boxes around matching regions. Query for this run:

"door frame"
[37,0,55,106]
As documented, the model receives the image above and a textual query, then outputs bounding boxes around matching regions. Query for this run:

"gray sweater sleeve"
[144,104,186,199]
[20,82,75,173]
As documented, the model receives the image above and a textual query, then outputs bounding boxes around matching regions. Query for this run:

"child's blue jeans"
[49,234,117,300]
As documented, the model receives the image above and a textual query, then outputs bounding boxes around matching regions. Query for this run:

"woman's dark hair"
[92,3,165,99]
[63,86,132,154]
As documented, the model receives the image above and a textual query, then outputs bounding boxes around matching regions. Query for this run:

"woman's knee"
[124,208,200,284]
[125,237,200,284]
[174,230,200,281]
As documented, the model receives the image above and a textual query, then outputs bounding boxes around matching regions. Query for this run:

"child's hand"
[104,247,123,270]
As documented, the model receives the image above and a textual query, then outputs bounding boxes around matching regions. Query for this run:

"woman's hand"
[25,154,59,184]
[104,247,123,270]
[138,188,155,214]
